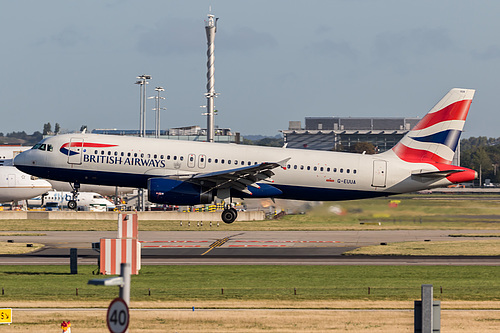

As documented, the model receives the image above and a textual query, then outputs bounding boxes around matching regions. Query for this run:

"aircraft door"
[198,154,206,169]
[67,138,84,165]
[372,160,387,187]
[188,154,196,168]
[7,174,15,187]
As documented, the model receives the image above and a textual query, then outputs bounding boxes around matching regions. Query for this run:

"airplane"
[0,146,30,165]
[13,88,477,223]
[0,164,52,204]
[28,190,116,211]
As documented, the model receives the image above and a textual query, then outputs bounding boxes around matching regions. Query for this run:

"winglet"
[277,157,291,168]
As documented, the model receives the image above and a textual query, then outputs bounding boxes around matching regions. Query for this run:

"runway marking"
[142,245,202,248]
[201,236,231,255]
[140,240,343,248]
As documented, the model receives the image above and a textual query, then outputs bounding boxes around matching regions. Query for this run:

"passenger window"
[190,156,194,162]
[141,153,144,158]
[160,155,164,159]
[340,168,344,173]
[287,164,291,169]
[134,153,137,157]
[101,150,105,155]
[173,156,177,160]
[228,160,231,164]
[154,154,157,159]
[215,159,218,163]
[127,152,131,157]
[313,166,317,171]
[114,151,118,156]
[320,167,324,172]
[300,165,304,170]
[333,168,337,172]
[307,166,311,171]
[327,167,330,172]
[353,170,357,174]
[94,150,98,154]
[208,158,212,163]
[294,165,297,169]
[347,169,350,173]
[201,157,204,162]
[221,159,225,164]
[108,151,111,155]
[147,154,150,158]
[180,156,184,161]
[167,155,170,160]
[248,161,251,166]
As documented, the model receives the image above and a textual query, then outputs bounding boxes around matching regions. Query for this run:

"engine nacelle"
[148,178,213,206]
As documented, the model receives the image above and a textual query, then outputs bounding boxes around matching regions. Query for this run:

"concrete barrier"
[0,210,265,221]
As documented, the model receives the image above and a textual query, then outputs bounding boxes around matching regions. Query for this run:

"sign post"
[107,298,129,333]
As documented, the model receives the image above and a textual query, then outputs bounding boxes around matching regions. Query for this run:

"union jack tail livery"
[392,88,475,164]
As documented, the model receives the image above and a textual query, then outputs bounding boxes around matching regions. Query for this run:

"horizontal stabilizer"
[411,169,466,178]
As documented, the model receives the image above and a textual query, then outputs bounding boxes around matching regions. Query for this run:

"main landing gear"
[68,182,80,210]
[221,205,238,224]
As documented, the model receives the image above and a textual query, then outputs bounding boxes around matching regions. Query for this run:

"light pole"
[135,75,151,212]
[148,87,166,138]
[135,75,152,137]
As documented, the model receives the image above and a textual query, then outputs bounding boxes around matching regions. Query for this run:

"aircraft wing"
[167,158,290,195]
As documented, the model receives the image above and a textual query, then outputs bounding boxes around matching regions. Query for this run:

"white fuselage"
[28,190,115,210]
[0,165,52,203]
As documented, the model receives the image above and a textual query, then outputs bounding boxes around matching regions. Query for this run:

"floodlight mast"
[205,13,218,142]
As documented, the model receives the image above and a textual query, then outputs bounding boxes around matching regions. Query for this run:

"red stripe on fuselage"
[412,99,472,131]
[61,142,118,148]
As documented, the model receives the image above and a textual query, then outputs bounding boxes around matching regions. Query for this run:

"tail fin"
[392,88,475,164]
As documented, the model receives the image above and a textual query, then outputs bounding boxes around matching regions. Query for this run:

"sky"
[0,1,499,138]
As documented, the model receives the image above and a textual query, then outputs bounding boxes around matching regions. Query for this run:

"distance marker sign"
[107,298,129,333]
[0,309,12,324]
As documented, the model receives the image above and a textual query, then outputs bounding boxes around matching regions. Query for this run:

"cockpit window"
[39,144,47,151]
[47,144,53,152]
[32,143,42,150]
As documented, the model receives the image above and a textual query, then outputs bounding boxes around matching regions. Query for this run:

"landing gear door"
[67,138,84,165]
[372,160,387,187]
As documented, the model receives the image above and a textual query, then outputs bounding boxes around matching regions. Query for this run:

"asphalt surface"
[1,230,500,265]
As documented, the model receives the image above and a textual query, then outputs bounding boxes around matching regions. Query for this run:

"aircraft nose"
[13,151,28,166]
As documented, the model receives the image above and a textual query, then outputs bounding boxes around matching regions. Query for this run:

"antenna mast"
[205,12,218,142]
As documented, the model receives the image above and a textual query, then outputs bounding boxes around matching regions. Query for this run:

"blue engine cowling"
[148,178,213,206]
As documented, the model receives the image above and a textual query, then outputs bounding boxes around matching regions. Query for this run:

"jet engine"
[148,178,213,206]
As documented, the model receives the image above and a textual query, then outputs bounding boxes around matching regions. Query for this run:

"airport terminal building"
[282,116,460,166]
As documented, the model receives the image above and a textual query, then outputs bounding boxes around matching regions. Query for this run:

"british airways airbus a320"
[14,88,477,223]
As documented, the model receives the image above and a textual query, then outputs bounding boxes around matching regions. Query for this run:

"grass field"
[1,265,499,332]
[0,265,499,303]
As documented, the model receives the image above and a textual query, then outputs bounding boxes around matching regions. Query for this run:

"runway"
[1,230,500,265]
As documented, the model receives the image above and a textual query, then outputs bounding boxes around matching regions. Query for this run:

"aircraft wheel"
[68,200,77,210]
[221,208,237,224]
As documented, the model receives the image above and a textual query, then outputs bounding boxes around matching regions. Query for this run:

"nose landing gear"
[68,182,80,210]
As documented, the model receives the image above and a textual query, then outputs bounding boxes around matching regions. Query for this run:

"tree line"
[460,137,500,183]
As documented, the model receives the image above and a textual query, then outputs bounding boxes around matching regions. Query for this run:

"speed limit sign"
[107,298,129,333]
